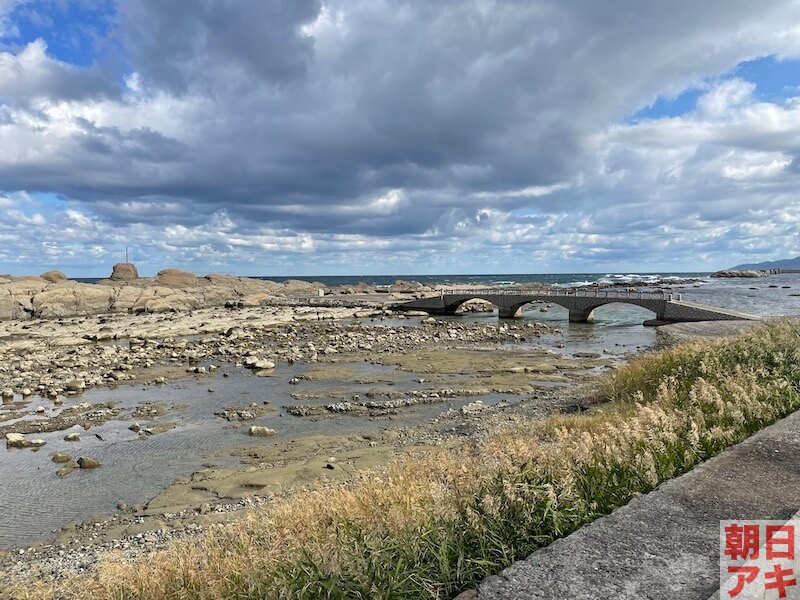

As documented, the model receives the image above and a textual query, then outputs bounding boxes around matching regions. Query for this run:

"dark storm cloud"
[72,118,188,162]
[117,0,321,92]
[97,0,795,223]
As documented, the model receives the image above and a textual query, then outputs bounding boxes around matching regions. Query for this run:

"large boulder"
[388,280,433,294]
[204,274,241,287]
[32,284,113,318]
[244,357,275,370]
[130,288,201,313]
[40,270,68,283]
[109,286,146,312]
[6,433,46,449]
[5,277,49,294]
[352,282,376,294]
[155,268,198,287]
[0,291,33,320]
[110,263,139,281]
[77,456,102,469]
[282,279,326,296]
[248,426,276,437]
[238,292,275,307]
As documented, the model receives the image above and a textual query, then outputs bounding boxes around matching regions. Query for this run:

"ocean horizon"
[74,271,713,288]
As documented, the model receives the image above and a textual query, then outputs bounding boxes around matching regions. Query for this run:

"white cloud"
[696,78,755,117]
[0,39,113,102]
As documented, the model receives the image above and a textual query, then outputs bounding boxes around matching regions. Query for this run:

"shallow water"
[0,360,523,549]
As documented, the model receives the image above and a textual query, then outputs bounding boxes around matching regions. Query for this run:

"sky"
[1,1,800,277]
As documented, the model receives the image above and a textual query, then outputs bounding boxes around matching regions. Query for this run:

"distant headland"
[730,256,800,271]
[711,256,800,278]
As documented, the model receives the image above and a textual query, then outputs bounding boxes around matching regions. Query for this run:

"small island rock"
[110,263,139,281]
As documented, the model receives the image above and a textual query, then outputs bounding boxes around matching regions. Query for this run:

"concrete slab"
[471,410,800,600]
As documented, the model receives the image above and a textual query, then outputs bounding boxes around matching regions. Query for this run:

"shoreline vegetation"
[10,318,800,600]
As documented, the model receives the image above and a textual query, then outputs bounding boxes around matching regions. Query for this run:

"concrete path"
[460,409,800,600]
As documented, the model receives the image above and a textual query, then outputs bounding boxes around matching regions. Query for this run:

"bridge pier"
[568,308,595,323]
[498,306,523,318]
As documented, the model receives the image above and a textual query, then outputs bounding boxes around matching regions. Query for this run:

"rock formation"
[154,268,197,287]
[40,271,67,283]
[711,270,765,278]
[110,263,139,281]
[0,264,341,321]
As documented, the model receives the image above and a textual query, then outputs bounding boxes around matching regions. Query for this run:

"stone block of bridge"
[568,308,595,323]
[498,306,523,318]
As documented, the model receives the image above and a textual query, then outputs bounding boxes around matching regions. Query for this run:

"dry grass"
[10,320,800,600]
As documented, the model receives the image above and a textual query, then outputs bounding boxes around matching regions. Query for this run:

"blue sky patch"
[735,55,800,101]
[629,55,800,122]
[5,0,115,67]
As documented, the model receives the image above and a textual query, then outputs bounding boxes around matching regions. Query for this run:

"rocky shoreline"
[0,267,725,590]
[0,262,423,322]
[0,284,584,586]
[1,262,709,323]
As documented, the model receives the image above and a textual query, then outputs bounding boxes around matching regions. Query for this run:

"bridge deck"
[668,299,758,321]
[446,288,676,300]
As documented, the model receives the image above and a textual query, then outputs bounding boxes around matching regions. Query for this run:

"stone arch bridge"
[394,288,759,324]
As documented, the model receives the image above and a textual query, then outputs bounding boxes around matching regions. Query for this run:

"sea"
[80,271,707,288]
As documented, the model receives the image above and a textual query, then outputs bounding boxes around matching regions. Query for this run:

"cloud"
[117,0,321,93]
[696,78,756,117]
[1,1,800,274]
[0,0,26,38]
[0,38,115,102]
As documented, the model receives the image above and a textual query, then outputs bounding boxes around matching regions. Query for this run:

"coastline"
[0,267,788,590]
[0,279,579,582]
[0,317,757,587]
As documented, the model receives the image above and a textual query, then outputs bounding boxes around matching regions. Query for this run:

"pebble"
[248,426,276,437]
[77,457,102,469]
[1,496,273,585]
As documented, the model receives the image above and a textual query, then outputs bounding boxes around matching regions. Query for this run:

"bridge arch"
[441,295,666,322]
[560,300,661,323]
[441,294,542,318]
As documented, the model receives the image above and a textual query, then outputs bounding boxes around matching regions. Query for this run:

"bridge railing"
[445,287,673,300]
